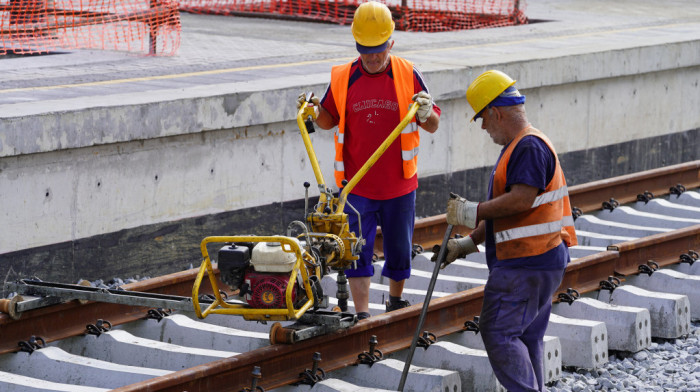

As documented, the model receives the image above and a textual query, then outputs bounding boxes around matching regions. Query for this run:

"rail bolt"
[558,288,580,305]
[358,335,383,366]
[416,331,437,349]
[462,316,480,334]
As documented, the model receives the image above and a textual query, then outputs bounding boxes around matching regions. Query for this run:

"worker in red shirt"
[299,1,440,320]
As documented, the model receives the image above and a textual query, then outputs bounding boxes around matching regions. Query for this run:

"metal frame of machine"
[5,96,420,344]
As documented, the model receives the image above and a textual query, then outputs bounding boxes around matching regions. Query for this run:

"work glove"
[445,235,478,266]
[430,235,478,269]
[446,194,479,229]
[412,91,433,123]
[297,92,320,119]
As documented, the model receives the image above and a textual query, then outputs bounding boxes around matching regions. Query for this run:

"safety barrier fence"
[179,0,528,32]
[0,0,181,55]
[1,0,525,55]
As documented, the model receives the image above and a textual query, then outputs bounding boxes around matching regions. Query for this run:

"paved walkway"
[1,0,699,116]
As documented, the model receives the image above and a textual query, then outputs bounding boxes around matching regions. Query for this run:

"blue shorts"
[343,191,415,281]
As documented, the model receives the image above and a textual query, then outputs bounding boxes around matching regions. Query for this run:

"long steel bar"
[0,269,219,354]
[398,223,453,391]
[5,279,233,313]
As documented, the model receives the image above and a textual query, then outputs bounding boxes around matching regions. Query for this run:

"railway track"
[1,160,699,391]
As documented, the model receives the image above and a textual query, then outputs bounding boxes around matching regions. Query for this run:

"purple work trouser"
[479,266,566,392]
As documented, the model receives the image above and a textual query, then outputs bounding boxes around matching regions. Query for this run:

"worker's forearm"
[315,107,336,130]
[469,221,486,245]
[477,184,538,220]
[419,110,439,133]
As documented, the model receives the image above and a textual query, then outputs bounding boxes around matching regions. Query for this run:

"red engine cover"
[245,271,296,309]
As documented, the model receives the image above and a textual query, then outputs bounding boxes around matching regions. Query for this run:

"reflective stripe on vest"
[533,185,570,208]
[329,56,419,188]
[495,215,576,244]
[401,123,419,161]
[492,127,578,260]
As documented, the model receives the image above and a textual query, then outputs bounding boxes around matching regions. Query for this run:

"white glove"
[412,91,433,123]
[444,235,478,267]
[447,195,479,229]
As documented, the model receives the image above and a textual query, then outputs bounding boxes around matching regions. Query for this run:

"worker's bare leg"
[349,276,371,314]
[389,278,405,297]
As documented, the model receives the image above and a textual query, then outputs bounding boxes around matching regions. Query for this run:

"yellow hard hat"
[351,1,395,54]
[466,70,516,121]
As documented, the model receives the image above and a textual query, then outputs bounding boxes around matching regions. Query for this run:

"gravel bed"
[549,321,700,392]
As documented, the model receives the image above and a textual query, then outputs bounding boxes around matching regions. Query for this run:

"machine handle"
[337,102,420,211]
[296,96,327,202]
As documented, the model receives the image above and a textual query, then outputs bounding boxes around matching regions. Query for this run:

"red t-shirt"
[320,58,441,200]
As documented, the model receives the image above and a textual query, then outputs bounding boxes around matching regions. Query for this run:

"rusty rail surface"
[386,160,700,255]
[0,269,219,354]
[117,225,700,392]
[1,160,699,390]
[113,288,487,391]
[567,160,700,212]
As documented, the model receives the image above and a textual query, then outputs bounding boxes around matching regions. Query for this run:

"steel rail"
[113,286,486,392]
[108,224,700,392]
[566,160,700,213]
[1,161,698,389]
[610,224,700,277]
[380,160,700,256]
[0,269,221,355]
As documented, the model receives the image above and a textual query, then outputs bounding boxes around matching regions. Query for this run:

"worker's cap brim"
[356,40,390,54]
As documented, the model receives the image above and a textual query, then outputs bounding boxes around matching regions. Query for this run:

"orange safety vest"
[492,127,578,260]
[329,55,419,189]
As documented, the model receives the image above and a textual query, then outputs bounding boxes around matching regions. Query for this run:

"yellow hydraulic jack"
[191,93,420,343]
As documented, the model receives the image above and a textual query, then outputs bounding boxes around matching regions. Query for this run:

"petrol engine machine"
[4,95,419,344]
[189,95,419,342]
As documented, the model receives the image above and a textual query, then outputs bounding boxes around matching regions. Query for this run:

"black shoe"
[385,298,410,312]
[356,312,371,320]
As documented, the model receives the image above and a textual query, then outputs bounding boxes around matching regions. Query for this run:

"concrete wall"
[1,35,699,282]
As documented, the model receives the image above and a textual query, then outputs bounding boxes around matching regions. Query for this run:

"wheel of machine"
[324,234,347,269]
[0,295,23,320]
[269,322,281,345]
[269,322,296,345]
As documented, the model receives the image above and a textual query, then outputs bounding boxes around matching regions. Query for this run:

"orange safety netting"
[1,0,181,55]
[179,0,527,32]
